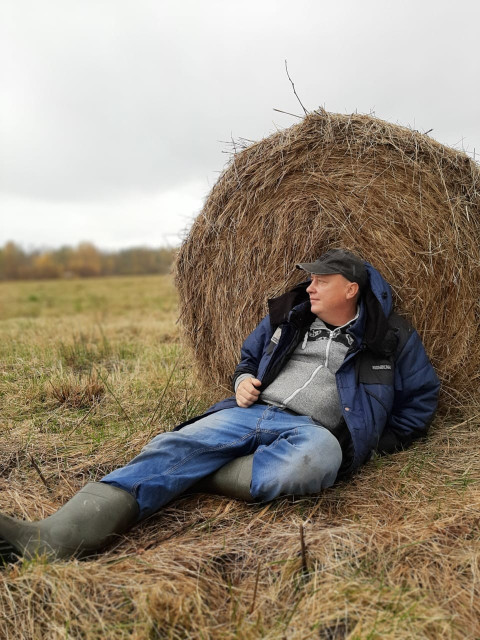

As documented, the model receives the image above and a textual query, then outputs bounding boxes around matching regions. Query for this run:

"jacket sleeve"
[377,330,440,453]
[232,314,274,390]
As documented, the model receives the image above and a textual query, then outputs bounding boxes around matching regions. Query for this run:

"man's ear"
[346,282,359,300]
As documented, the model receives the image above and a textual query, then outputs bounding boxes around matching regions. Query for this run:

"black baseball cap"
[296,249,367,291]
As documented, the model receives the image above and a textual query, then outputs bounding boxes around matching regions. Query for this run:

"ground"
[0,275,479,639]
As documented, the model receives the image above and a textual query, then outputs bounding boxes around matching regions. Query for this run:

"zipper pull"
[302,332,309,350]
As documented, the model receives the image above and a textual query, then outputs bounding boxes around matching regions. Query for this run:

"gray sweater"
[236,316,357,429]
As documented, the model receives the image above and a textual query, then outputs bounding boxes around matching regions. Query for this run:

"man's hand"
[236,377,262,408]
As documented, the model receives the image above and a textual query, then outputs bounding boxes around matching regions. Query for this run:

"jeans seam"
[132,475,155,495]
[264,427,300,449]
[164,430,256,475]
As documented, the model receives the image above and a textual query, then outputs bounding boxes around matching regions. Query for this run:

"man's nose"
[306,281,314,293]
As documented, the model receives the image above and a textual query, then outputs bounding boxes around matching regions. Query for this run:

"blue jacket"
[178,263,440,471]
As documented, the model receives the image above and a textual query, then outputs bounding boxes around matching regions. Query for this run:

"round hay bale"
[174,110,480,409]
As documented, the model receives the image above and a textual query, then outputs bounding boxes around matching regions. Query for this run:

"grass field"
[0,275,479,639]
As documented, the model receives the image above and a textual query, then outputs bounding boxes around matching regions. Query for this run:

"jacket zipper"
[282,328,336,404]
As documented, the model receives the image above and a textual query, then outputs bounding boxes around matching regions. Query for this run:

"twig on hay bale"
[174,110,480,411]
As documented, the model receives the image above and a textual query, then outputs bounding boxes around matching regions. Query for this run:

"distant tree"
[1,242,29,279]
[156,247,176,273]
[112,247,176,275]
[68,242,102,277]
[0,242,176,280]
[52,246,75,276]
[100,252,116,276]
[32,252,61,279]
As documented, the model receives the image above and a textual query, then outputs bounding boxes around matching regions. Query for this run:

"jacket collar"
[267,281,311,326]
[267,262,397,356]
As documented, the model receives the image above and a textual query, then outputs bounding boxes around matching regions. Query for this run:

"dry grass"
[175,109,480,410]
[1,275,479,638]
[47,373,105,408]
[1,421,479,639]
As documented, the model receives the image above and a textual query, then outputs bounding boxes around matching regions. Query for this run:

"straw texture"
[175,110,480,408]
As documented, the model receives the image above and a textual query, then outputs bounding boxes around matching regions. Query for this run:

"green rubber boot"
[0,482,139,564]
[192,454,255,502]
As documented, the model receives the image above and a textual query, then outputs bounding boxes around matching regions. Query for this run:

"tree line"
[0,241,176,280]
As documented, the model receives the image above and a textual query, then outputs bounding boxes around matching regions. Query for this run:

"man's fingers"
[239,386,260,401]
[237,389,257,403]
[239,379,261,394]
[236,391,253,408]
[245,379,261,395]
[236,377,262,407]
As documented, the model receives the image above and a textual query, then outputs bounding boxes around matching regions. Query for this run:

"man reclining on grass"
[0,249,440,563]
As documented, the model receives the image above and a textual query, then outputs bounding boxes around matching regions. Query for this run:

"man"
[0,249,440,563]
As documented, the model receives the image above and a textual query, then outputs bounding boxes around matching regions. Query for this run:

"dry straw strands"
[1,419,479,638]
[175,110,480,409]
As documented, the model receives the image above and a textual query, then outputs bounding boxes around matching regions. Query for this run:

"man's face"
[306,273,356,319]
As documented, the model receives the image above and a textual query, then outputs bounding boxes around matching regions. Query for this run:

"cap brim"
[296,263,339,275]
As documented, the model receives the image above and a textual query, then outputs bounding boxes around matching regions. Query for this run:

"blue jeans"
[102,404,343,519]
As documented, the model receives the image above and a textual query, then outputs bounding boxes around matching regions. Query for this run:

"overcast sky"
[1,0,479,250]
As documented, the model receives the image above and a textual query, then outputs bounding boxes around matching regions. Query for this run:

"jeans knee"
[284,450,340,492]
[251,430,343,501]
